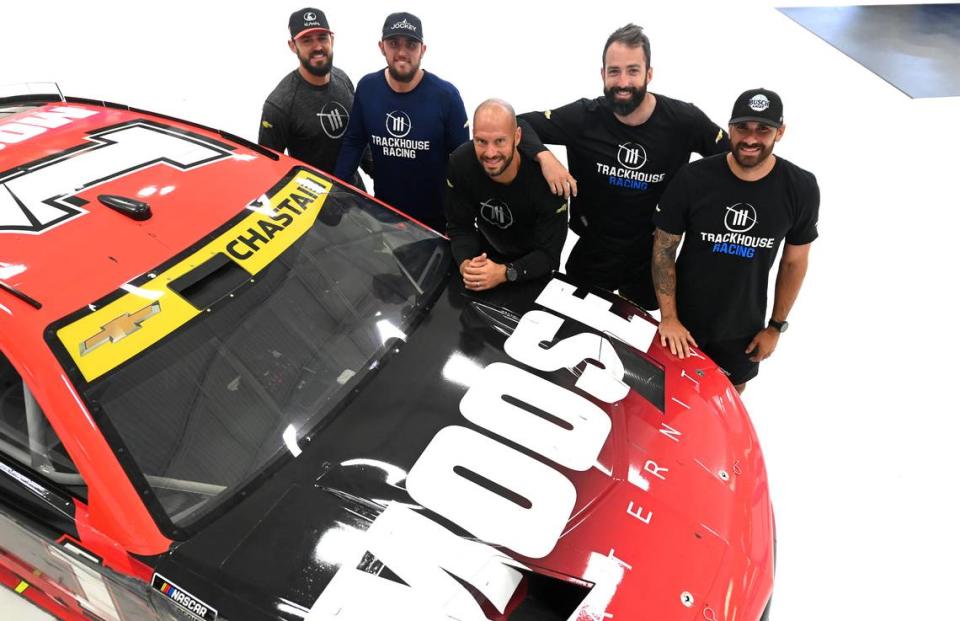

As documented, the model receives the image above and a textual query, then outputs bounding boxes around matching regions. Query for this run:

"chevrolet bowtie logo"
[79,301,161,356]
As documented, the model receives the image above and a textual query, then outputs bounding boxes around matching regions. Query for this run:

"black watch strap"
[768,318,789,333]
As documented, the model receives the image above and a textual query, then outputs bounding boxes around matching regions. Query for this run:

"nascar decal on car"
[56,169,332,381]
[152,574,217,621]
[0,117,234,234]
[310,279,659,620]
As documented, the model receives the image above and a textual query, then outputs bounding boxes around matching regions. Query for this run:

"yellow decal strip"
[15,580,30,594]
[57,170,331,382]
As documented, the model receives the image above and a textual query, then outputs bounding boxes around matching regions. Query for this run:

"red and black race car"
[0,91,774,621]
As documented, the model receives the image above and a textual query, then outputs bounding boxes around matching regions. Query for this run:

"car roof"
[0,99,291,327]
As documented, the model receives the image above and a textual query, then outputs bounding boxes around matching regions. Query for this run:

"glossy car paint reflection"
[0,95,774,621]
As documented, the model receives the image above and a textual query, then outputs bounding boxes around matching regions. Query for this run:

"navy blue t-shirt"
[334,70,469,230]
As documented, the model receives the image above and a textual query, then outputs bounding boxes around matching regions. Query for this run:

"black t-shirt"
[518,95,729,248]
[259,68,372,177]
[444,142,568,281]
[654,154,820,342]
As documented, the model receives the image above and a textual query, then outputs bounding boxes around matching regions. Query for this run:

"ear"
[514,125,521,148]
[420,43,427,58]
[646,65,654,84]
[378,40,386,56]
[288,39,297,54]
[775,124,786,142]
[599,65,606,81]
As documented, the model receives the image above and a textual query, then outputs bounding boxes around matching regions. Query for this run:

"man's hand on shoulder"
[536,150,578,199]
[658,315,697,359]
[461,253,507,291]
[746,328,780,362]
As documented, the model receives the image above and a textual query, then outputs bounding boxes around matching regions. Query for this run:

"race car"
[0,90,775,621]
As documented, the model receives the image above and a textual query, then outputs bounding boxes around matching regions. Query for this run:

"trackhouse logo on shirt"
[318,102,349,139]
[480,198,513,229]
[595,142,666,191]
[700,202,775,259]
[373,110,430,159]
[617,142,646,170]
[723,202,757,233]
[385,110,412,138]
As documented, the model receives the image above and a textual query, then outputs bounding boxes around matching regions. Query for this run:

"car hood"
[155,277,773,621]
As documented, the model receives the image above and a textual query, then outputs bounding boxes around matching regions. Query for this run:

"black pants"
[565,233,659,311]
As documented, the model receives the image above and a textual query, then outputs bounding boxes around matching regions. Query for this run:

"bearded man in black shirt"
[259,8,371,184]
[652,89,819,392]
[445,100,568,292]
[518,23,729,310]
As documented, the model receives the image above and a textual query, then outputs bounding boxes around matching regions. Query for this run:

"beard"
[731,140,775,168]
[482,148,516,178]
[387,58,420,83]
[300,50,333,77]
[603,83,647,116]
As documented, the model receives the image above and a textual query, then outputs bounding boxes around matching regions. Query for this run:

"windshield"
[52,168,450,532]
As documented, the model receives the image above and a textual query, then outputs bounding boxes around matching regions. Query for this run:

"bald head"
[473,98,517,133]
[472,98,521,182]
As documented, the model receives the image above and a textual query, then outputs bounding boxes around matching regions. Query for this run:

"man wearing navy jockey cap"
[259,8,371,185]
[652,88,820,392]
[334,11,469,232]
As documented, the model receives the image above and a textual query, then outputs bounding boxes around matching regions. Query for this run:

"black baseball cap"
[289,8,333,40]
[729,88,783,128]
[382,12,423,42]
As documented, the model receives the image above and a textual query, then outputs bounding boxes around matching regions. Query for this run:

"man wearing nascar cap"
[652,88,820,392]
[334,11,468,232]
[259,8,371,185]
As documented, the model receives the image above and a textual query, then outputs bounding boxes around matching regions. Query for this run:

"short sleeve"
[786,172,820,245]
[653,166,693,235]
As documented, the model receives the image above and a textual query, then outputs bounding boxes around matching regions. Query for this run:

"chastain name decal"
[309,280,679,621]
[56,170,331,382]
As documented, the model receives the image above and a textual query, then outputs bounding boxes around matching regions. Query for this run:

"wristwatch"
[505,263,519,282]
[768,318,789,333]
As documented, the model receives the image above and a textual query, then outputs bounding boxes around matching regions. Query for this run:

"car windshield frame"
[44,167,451,538]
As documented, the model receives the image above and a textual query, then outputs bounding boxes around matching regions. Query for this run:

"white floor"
[3,0,959,619]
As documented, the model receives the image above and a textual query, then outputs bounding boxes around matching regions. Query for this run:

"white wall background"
[3,0,959,619]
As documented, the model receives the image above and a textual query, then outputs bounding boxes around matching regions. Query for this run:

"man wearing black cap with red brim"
[651,88,820,392]
[259,8,371,184]
[334,11,469,232]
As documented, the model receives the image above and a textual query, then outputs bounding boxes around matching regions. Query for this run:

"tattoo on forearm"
[652,230,682,296]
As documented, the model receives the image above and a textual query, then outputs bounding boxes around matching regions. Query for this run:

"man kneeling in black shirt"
[652,89,820,392]
[445,99,568,292]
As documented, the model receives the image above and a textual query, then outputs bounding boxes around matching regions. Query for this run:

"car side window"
[0,353,86,495]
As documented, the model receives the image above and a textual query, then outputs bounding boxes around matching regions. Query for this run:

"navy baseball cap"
[289,8,333,40]
[729,88,783,128]
[382,12,423,42]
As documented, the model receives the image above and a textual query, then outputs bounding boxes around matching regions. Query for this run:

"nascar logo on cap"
[391,18,417,31]
[748,94,770,112]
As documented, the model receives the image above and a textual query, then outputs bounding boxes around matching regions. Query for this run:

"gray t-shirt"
[259,68,371,177]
